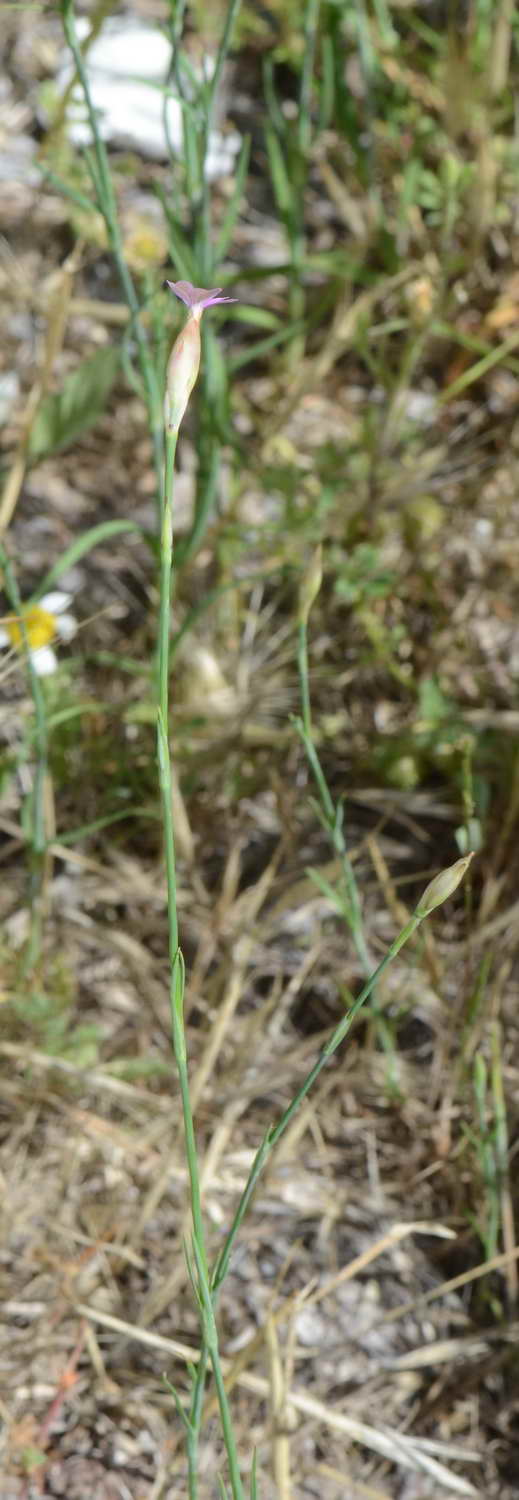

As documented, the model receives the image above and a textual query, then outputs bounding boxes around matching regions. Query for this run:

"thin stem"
[299,0,320,158]
[186,1348,210,1497]
[286,0,320,360]
[211,910,422,1292]
[0,546,49,973]
[205,0,242,130]
[61,1,163,508]
[296,612,371,969]
[297,619,312,738]
[192,1241,246,1500]
[179,428,220,566]
[296,618,398,1067]
[163,0,189,164]
[159,435,179,731]
[160,423,248,1496]
[293,708,370,972]
[157,427,209,1491]
[210,1357,245,1500]
[158,431,206,1256]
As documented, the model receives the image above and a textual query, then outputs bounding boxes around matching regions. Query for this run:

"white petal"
[40,591,74,614]
[56,613,77,642]
[0,627,9,646]
[31,645,58,676]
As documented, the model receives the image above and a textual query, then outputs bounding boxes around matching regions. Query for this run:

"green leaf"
[306,865,345,915]
[20,1447,47,1474]
[232,305,281,330]
[249,1450,258,1500]
[46,701,104,730]
[417,676,456,728]
[215,134,250,260]
[263,57,285,135]
[57,805,158,846]
[157,186,197,280]
[32,520,143,600]
[229,318,307,373]
[265,126,294,221]
[39,165,95,214]
[27,346,120,462]
[203,323,230,438]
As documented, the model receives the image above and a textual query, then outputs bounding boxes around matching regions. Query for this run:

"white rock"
[57,19,241,178]
[403,389,438,425]
[0,371,20,424]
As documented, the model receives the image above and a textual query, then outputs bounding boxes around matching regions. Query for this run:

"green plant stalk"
[159,424,245,1496]
[158,427,207,1497]
[296,617,400,1085]
[61,0,164,510]
[473,1054,498,1260]
[163,0,189,165]
[158,434,207,1259]
[299,0,321,158]
[491,1022,508,1197]
[179,419,220,567]
[491,1021,512,1288]
[210,1354,245,1500]
[289,0,320,358]
[296,618,370,973]
[211,905,424,1293]
[186,1351,210,1495]
[163,0,241,564]
[206,0,242,129]
[192,1239,246,1500]
[0,546,48,973]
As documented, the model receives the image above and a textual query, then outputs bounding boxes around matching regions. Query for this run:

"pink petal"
[166,280,236,310]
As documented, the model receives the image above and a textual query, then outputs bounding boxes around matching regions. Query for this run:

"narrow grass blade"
[215,134,250,260]
[32,521,143,600]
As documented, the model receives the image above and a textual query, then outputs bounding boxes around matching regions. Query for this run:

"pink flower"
[166,280,237,320]
[164,279,237,433]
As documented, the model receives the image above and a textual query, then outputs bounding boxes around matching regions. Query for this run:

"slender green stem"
[294,717,370,970]
[210,1357,245,1500]
[186,1348,210,1496]
[205,0,242,129]
[299,0,320,158]
[297,619,312,738]
[157,427,209,1494]
[179,429,220,566]
[158,431,206,1259]
[192,1240,246,1500]
[159,425,249,1496]
[295,620,370,972]
[159,436,178,725]
[0,546,49,974]
[61,1,163,508]
[286,0,320,358]
[211,909,422,1293]
[163,0,189,165]
[295,619,404,1076]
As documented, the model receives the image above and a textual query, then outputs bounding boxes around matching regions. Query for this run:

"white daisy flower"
[0,591,77,677]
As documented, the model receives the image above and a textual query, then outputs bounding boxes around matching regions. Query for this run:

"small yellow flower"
[123,219,169,272]
[0,591,77,676]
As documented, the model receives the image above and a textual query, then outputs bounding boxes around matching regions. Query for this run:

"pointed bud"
[415,852,474,918]
[298,545,323,626]
[164,315,201,435]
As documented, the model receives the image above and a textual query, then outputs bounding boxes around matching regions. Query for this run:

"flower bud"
[298,545,322,626]
[164,314,201,435]
[415,852,474,918]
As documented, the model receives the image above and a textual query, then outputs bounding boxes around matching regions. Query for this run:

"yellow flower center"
[5,605,57,650]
